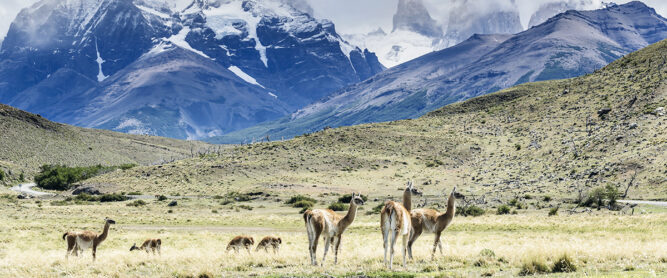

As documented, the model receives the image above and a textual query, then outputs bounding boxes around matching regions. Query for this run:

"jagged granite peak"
[445,0,523,47]
[392,0,442,37]
[0,0,384,139]
[209,1,667,143]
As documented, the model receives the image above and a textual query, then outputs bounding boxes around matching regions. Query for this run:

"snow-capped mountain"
[0,0,383,139]
[210,1,667,143]
[345,0,525,68]
[392,0,441,37]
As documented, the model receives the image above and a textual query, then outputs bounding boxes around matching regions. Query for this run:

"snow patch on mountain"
[203,0,268,67]
[167,26,210,59]
[228,65,264,88]
[135,4,171,19]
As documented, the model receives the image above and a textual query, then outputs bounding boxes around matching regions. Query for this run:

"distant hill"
[212,1,667,143]
[87,38,666,200]
[0,103,208,179]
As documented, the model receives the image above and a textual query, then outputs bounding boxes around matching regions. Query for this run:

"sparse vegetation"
[497,205,511,215]
[548,207,558,216]
[328,202,348,211]
[457,205,485,217]
[519,258,550,276]
[551,254,577,273]
[127,199,147,207]
[34,164,136,190]
[286,195,316,205]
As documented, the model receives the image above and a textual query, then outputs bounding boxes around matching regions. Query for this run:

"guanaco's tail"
[62,232,68,240]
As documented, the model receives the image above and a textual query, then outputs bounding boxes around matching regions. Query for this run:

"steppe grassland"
[0,195,665,277]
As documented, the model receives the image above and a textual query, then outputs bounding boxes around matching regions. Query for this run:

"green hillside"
[87,39,666,200]
[0,104,210,183]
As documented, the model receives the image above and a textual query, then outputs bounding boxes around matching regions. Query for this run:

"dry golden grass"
[0,196,665,277]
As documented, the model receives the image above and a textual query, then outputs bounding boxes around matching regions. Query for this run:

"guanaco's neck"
[338,202,358,232]
[97,222,110,242]
[403,189,412,211]
[438,191,456,224]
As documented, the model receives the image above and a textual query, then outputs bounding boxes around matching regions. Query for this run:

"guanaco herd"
[62,181,455,269]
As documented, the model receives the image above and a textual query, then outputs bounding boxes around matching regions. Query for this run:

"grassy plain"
[0,194,665,277]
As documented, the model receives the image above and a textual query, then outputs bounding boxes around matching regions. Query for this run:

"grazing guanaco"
[255,236,282,253]
[381,181,422,269]
[226,236,254,254]
[304,192,365,266]
[130,238,162,255]
[408,186,457,260]
[63,217,116,261]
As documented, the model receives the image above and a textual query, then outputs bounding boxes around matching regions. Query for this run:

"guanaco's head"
[405,180,423,196]
[130,243,139,251]
[277,237,282,244]
[248,237,255,245]
[351,192,365,206]
[105,217,116,225]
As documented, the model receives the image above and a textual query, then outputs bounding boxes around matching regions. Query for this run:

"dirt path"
[9,183,55,197]
[618,200,667,207]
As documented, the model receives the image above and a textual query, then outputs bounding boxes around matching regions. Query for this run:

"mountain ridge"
[209,1,667,143]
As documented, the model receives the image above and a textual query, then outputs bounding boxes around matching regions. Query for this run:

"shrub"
[519,259,549,276]
[236,204,253,211]
[542,196,552,202]
[497,205,511,215]
[328,202,348,211]
[0,169,5,181]
[34,164,127,190]
[286,195,316,205]
[457,205,485,217]
[98,193,128,202]
[19,172,24,182]
[127,191,142,195]
[337,193,368,203]
[548,207,558,216]
[119,163,137,170]
[552,254,577,273]
[127,200,147,207]
[367,203,385,215]
[514,143,521,151]
[226,192,251,202]
[605,184,619,206]
[292,200,314,209]
[157,195,168,201]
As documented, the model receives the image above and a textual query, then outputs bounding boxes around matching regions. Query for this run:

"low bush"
[548,207,559,216]
[286,195,316,205]
[157,195,168,201]
[328,202,348,211]
[497,205,511,215]
[127,200,147,207]
[542,196,552,202]
[519,259,549,276]
[367,203,385,215]
[552,254,577,273]
[457,205,485,217]
[292,200,314,209]
[0,169,5,181]
[226,192,251,202]
[337,193,368,203]
[73,193,128,202]
[99,193,128,202]
[127,191,142,195]
[35,164,133,190]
